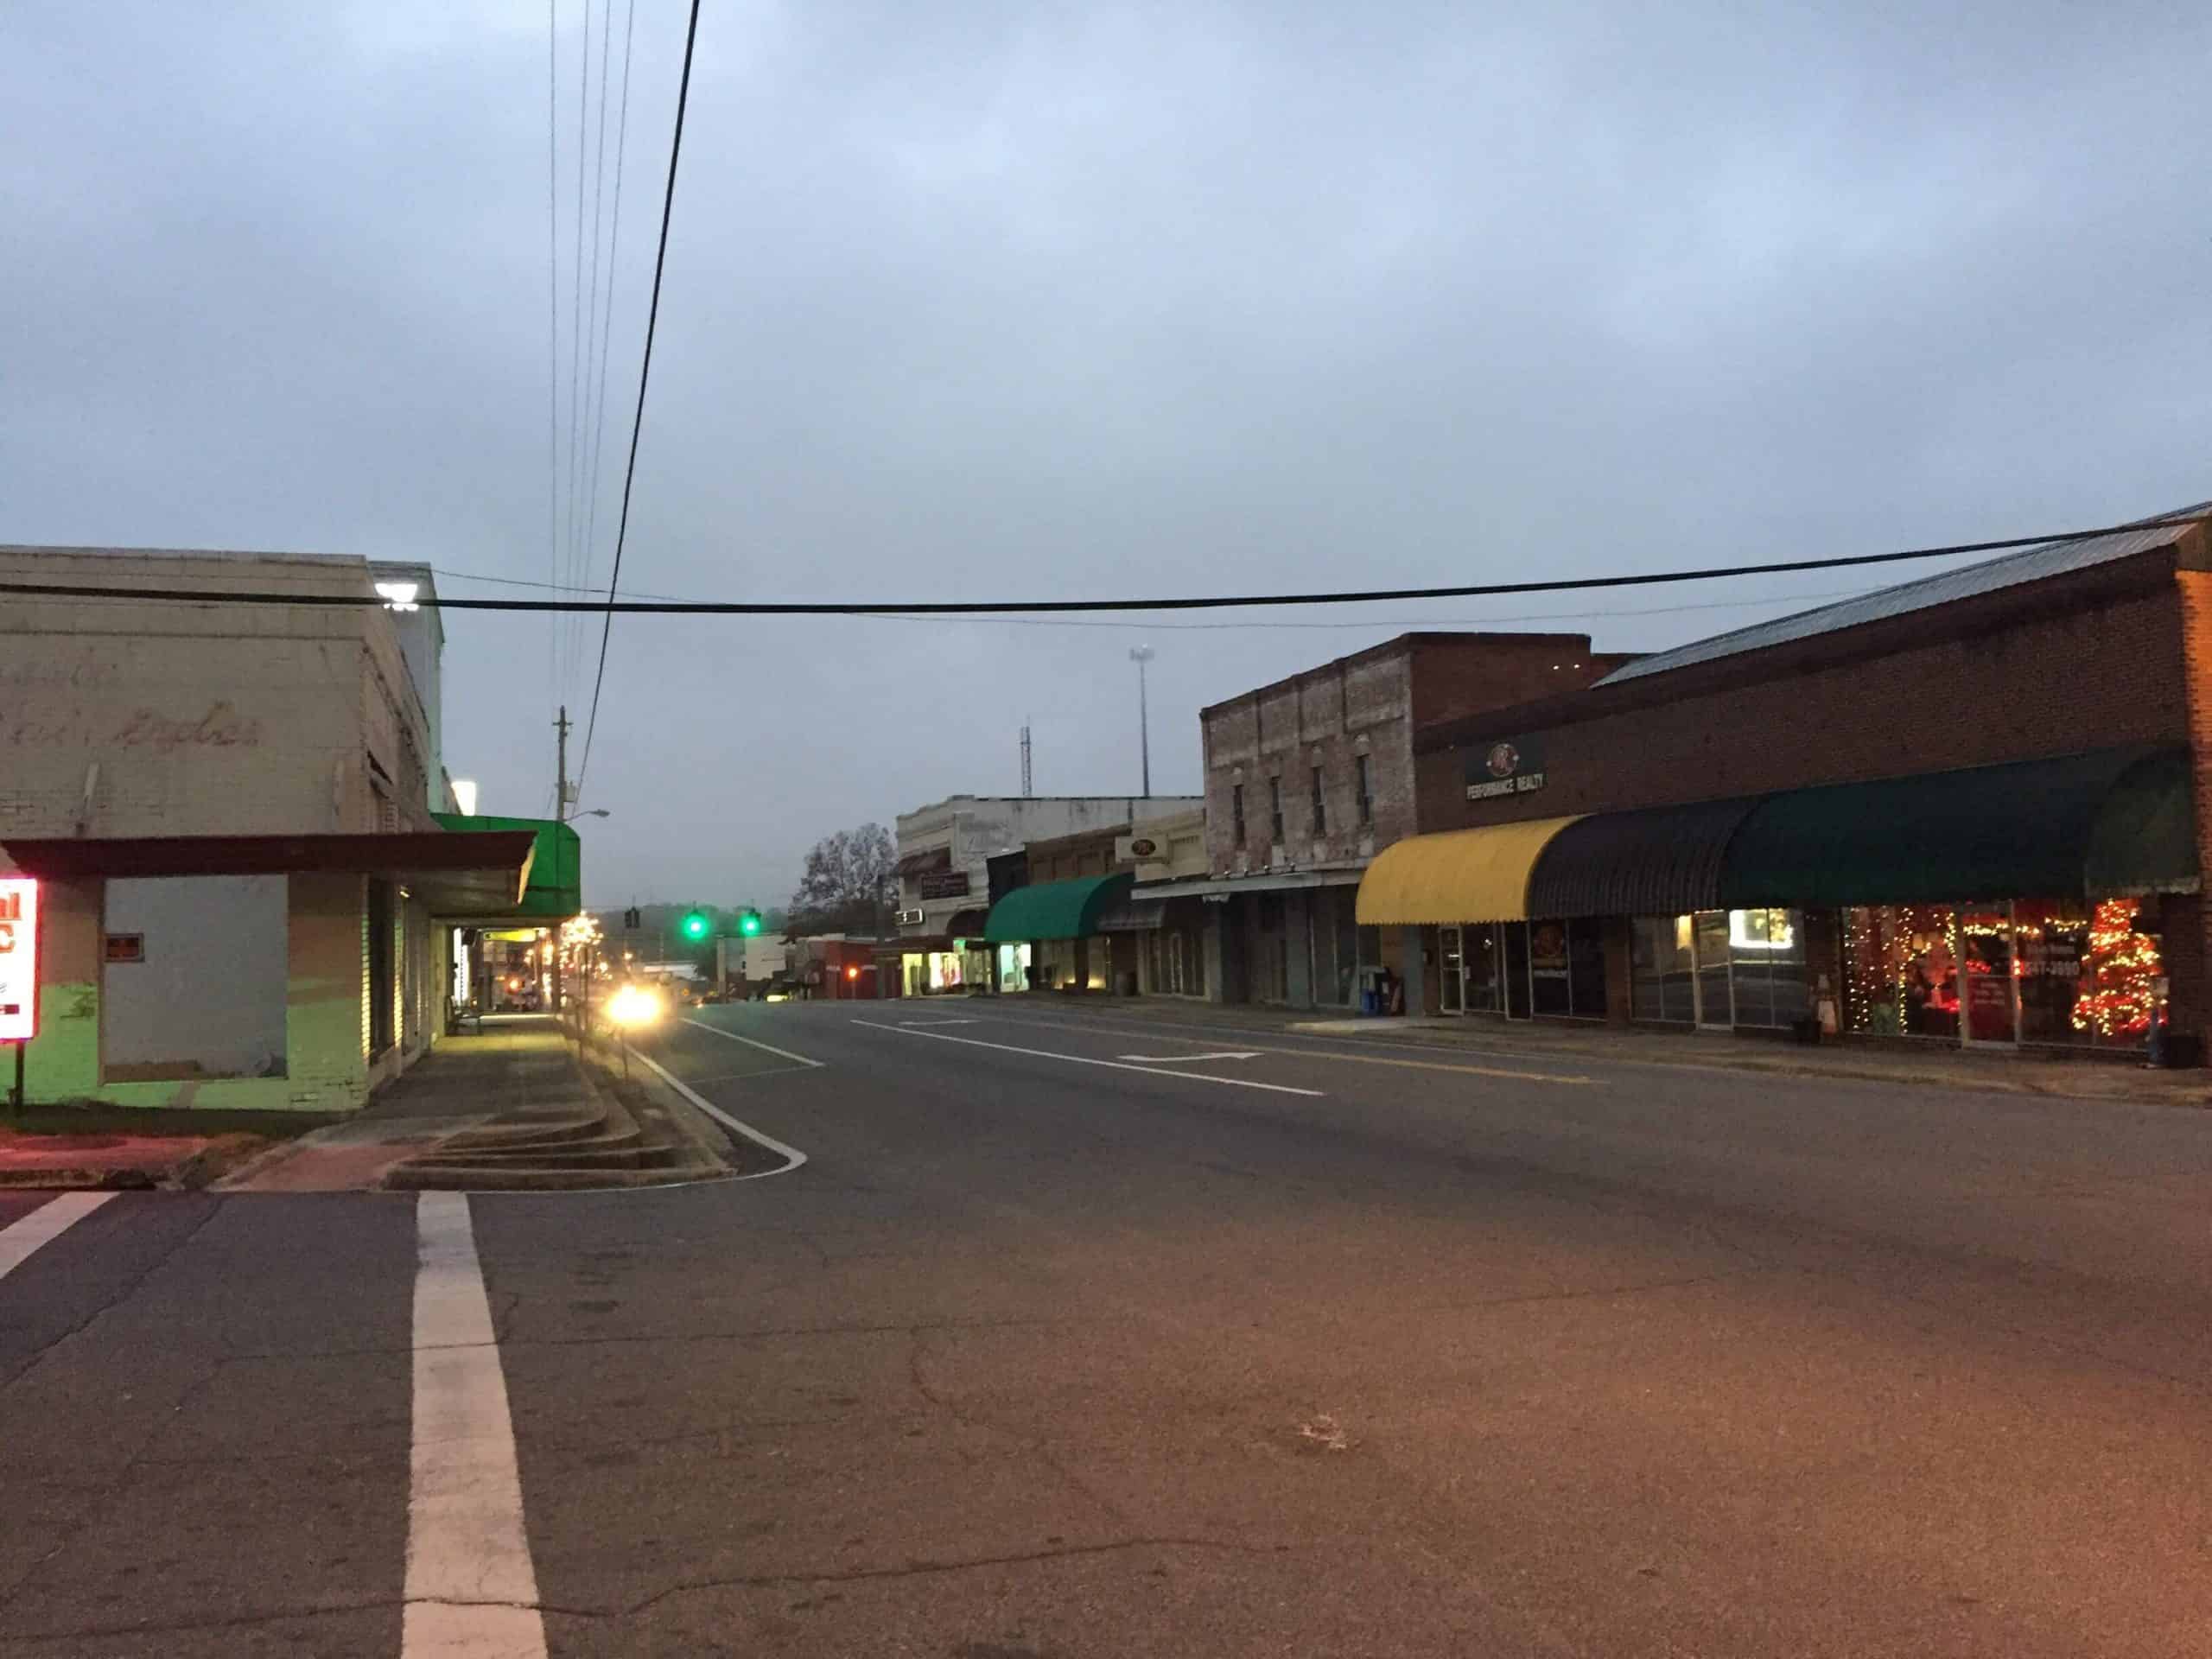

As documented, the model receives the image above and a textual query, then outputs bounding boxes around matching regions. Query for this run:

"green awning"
[431,812,582,921]
[1719,746,2192,909]
[982,873,1135,943]
[2086,749,2200,896]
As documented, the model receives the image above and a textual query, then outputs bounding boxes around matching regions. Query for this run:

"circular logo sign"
[1484,741,1521,779]
[1129,837,1158,857]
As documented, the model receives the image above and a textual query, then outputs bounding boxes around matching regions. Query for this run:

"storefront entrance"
[1630,909,1809,1031]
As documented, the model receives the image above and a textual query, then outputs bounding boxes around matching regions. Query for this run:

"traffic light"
[681,909,709,941]
[738,909,761,938]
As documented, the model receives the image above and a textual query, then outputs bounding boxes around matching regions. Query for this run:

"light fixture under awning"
[1355,817,1581,926]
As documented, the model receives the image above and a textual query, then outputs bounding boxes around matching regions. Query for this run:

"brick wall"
[0,550,434,839]
[1415,576,2190,831]
[1199,633,1621,875]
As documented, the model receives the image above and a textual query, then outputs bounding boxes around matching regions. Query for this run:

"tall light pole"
[1129,645,1154,798]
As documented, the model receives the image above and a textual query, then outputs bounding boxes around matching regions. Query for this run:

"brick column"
[2167,563,2212,1057]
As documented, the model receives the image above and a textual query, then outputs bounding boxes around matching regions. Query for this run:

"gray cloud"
[8,0,2208,902]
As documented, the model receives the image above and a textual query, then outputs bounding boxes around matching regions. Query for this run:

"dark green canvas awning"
[982,873,1135,943]
[1719,746,2194,908]
[431,812,583,922]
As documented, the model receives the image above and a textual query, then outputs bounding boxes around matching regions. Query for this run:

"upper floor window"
[1268,776,1285,845]
[1231,783,1246,845]
[1356,754,1373,825]
[1311,765,1326,835]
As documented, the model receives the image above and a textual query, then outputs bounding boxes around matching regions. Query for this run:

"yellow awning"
[1356,817,1583,925]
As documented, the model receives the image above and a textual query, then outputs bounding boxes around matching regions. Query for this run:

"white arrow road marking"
[1116,1051,1263,1064]
[855,1020,1324,1096]
[0,1193,114,1283]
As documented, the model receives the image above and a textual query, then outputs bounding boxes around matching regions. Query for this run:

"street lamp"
[1129,645,1154,798]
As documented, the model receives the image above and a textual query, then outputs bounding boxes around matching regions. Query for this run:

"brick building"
[892,793,1199,994]
[1359,506,2210,1060]
[975,806,1209,995]
[0,548,553,1109]
[1147,633,1629,1009]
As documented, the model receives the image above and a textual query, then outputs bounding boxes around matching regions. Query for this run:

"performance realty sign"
[1464,738,1547,801]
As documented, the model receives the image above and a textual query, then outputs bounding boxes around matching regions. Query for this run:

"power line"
[562,0,593,690]
[575,0,639,689]
[565,0,614,696]
[11,514,2201,617]
[576,0,707,794]
[429,563,1887,629]
[544,0,561,716]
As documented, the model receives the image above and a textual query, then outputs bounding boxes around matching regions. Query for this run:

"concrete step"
[440,1111,613,1152]
[384,1159,727,1192]
[418,1139,695,1172]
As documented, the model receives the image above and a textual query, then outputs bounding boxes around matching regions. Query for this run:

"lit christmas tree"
[2071,899,2160,1039]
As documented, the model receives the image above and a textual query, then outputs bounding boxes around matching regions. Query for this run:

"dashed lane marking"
[678,1018,824,1070]
[853,1020,1326,1096]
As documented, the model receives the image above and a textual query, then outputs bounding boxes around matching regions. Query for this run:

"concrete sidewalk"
[222,1015,594,1191]
[994,991,2212,1106]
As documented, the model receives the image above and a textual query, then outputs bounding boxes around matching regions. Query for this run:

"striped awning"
[1525,798,1760,920]
[1355,817,1580,925]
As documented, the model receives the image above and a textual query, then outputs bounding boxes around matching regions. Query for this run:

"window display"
[1629,910,1807,1028]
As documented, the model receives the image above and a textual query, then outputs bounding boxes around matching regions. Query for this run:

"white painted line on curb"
[853,1020,1326,1096]
[404,1192,547,1659]
[680,1017,824,1069]
[0,1193,115,1282]
[632,1049,810,1179]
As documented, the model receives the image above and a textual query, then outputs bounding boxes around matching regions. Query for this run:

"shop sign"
[917,869,971,899]
[896,907,926,926]
[1465,737,1547,801]
[1529,918,1569,978]
[104,933,145,964]
[0,878,38,1041]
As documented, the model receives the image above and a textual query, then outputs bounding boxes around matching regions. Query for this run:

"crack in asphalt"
[0,1199,222,1394]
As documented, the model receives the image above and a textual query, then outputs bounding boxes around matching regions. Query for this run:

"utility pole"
[1020,721,1033,798]
[1129,646,1154,798]
[551,705,571,1014]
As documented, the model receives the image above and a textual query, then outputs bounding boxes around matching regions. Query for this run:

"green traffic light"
[739,911,760,937]
[682,911,709,940]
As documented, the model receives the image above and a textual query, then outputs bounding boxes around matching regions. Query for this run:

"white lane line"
[853,1020,1325,1096]
[404,1192,547,1659]
[1117,1051,1263,1063]
[632,1049,810,1179]
[0,1193,115,1282]
[679,1017,824,1069]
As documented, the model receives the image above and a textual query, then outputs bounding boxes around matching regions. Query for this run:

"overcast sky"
[9,1,2209,905]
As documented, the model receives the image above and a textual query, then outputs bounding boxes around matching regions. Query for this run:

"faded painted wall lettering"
[110,702,266,751]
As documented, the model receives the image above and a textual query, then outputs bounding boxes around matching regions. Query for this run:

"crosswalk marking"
[404,1192,546,1658]
[0,1192,114,1283]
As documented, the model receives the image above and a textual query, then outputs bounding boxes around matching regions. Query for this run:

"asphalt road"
[5,1000,2212,1656]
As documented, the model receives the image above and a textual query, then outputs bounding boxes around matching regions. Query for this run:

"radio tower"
[1020,721,1033,797]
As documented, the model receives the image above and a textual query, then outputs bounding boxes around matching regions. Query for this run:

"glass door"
[1959,903,2018,1046]
[1465,923,1502,1014]
[1692,910,1732,1027]
[1439,926,1465,1014]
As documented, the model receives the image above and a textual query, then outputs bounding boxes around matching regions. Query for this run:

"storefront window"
[1843,906,1958,1039]
[997,942,1032,994]
[902,952,925,998]
[2069,899,2163,1046]
[1727,908,1807,1029]
[1529,920,1572,1016]
[1958,906,2016,1043]
[926,951,964,992]
[1630,917,1695,1023]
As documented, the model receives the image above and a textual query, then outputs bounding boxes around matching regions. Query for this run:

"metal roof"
[1597,505,2210,685]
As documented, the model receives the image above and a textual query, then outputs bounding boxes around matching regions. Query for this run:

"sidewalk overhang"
[431,812,582,922]
[1135,867,1367,903]
[0,831,538,916]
